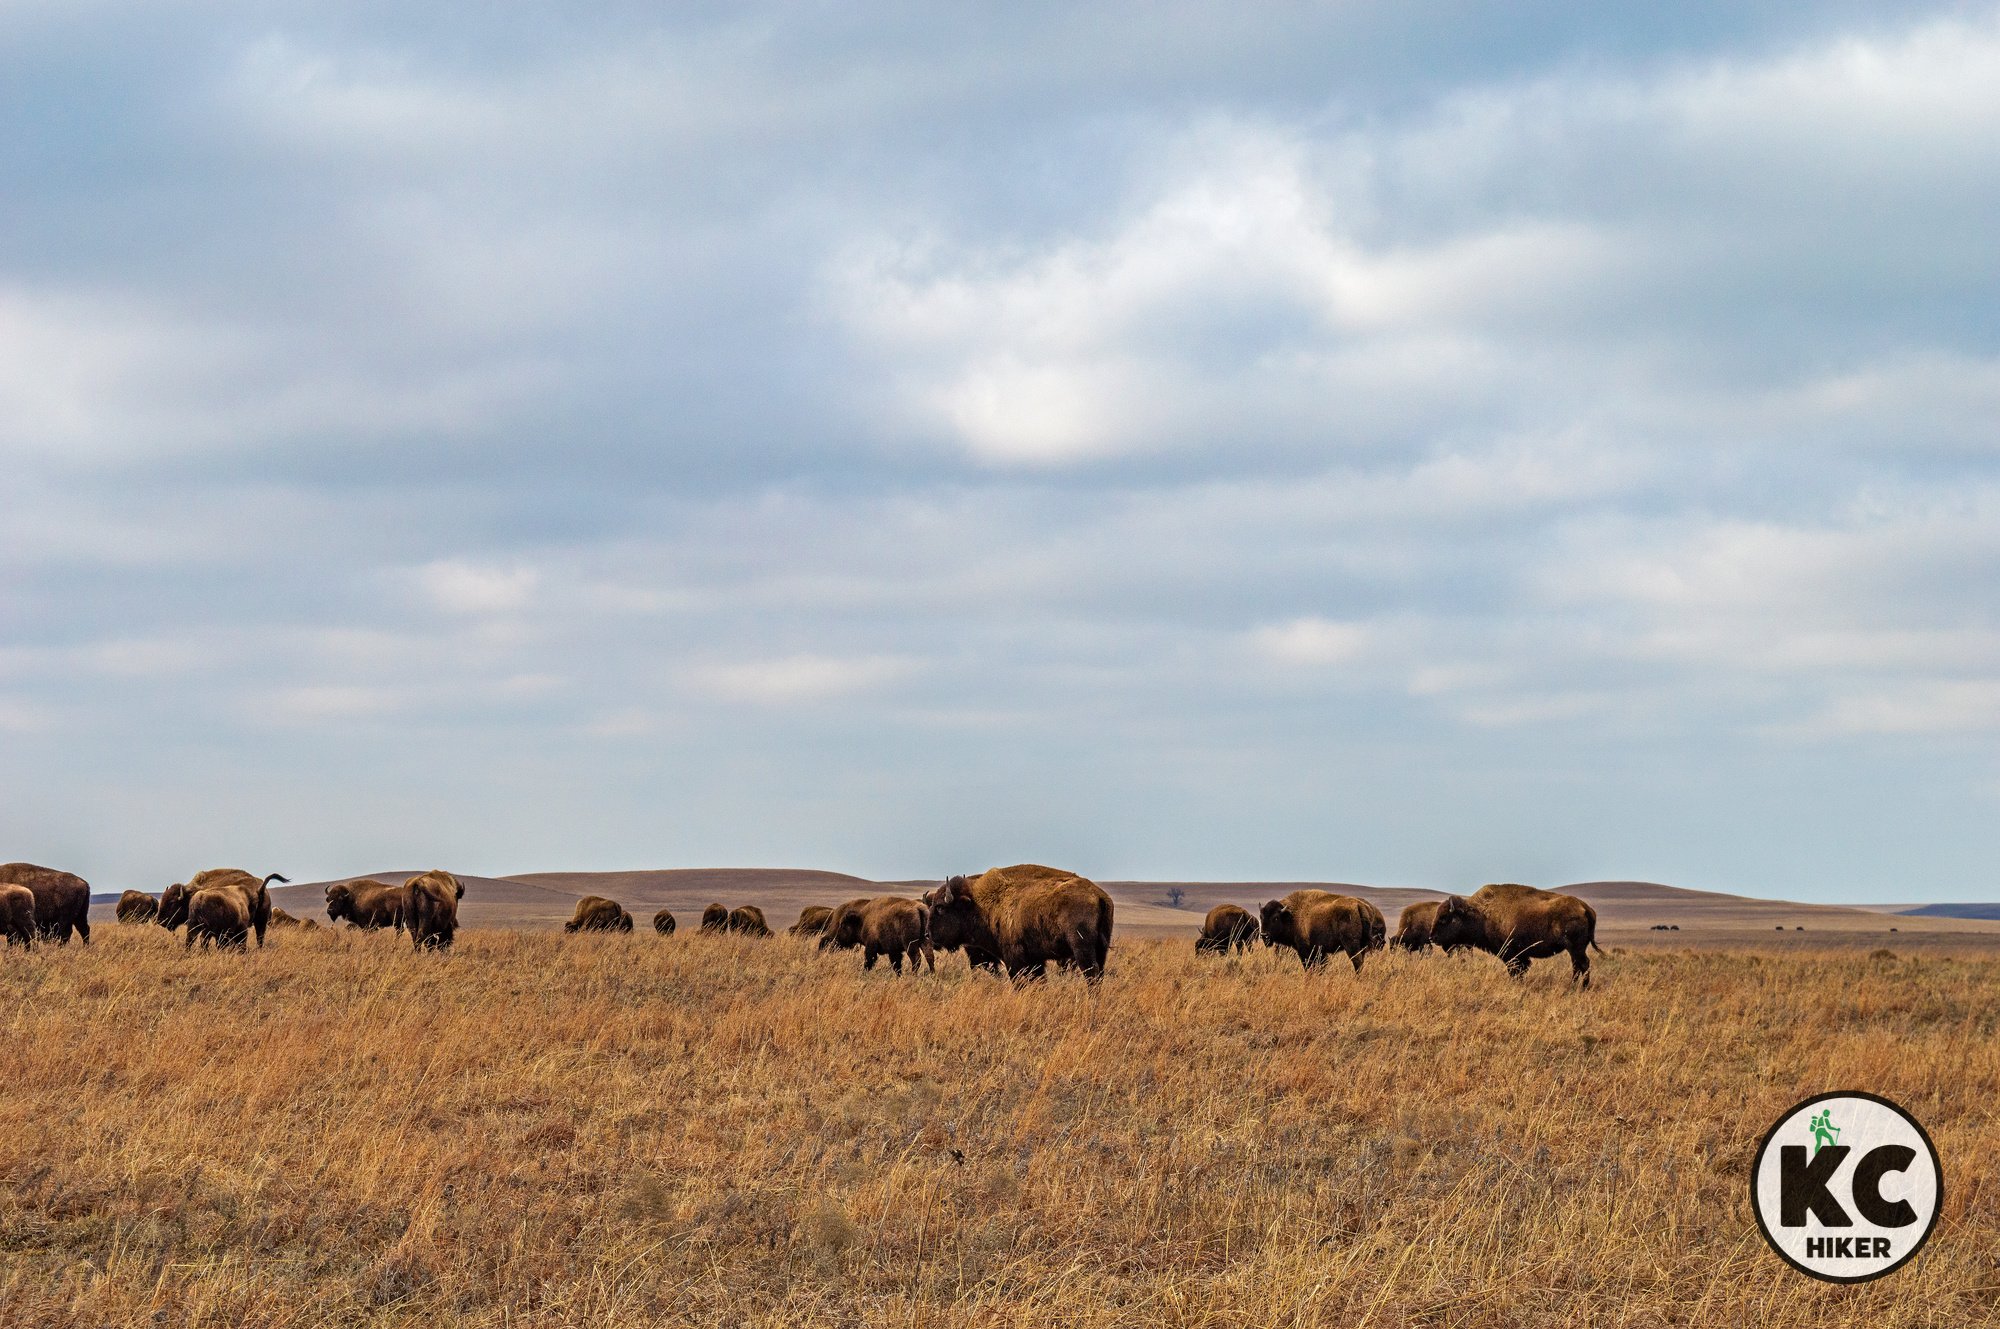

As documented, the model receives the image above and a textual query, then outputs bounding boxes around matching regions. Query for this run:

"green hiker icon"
[1809,1109,1840,1155]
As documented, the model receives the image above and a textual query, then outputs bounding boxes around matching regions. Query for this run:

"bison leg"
[1568,943,1591,989]
[917,939,934,973]
[1349,948,1365,974]
[887,948,904,974]
[863,946,879,970]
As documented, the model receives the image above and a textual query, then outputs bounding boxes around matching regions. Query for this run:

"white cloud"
[414,561,541,615]
[683,654,917,705]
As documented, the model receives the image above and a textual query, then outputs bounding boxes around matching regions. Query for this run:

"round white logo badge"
[1751,1091,1941,1283]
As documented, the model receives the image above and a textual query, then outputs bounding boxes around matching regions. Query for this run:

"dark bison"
[1,883,35,948]
[726,905,771,937]
[1429,883,1601,987]
[1196,903,1258,954]
[820,896,933,974]
[1392,900,1441,952]
[789,905,834,938]
[172,868,286,950]
[653,908,677,935]
[0,863,91,944]
[325,878,406,931]
[116,890,159,925]
[923,864,1113,982]
[699,902,729,934]
[1259,890,1385,972]
[403,869,463,951]
[566,895,633,933]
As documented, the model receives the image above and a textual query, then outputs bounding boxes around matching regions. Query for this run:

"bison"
[566,895,634,934]
[653,908,677,935]
[325,878,406,931]
[116,890,159,925]
[726,905,771,937]
[1,883,35,948]
[165,869,286,948]
[699,902,729,934]
[269,907,315,928]
[923,864,1113,982]
[1259,890,1385,972]
[1195,903,1258,955]
[403,869,463,951]
[789,905,834,938]
[820,896,933,974]
[1392,900,1441,952]
[0,862,91,944]
[1429,883,1601,987]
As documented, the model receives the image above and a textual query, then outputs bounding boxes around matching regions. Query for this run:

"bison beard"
[922,864,1113,983]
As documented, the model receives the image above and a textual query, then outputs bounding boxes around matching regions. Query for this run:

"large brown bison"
[325,878,406,931]
[923,864,1113,982]
[653,908,677,935]
[566,895,633,933]
[726,905,771,937]
[162,869,285,948]
[1195,903,1258,955]
[0,862,92,944]
[1259,890,1385,972]
[116,890,159,924]
[1429,883,1601,987]
[820,896,933,974]
[1,883,35,948]
[403,869,463,951]
[1392,900,1441,952]
[789,905,834,938]
[698,902,729,933]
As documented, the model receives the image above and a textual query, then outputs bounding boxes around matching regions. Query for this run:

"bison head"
[1258,899,1296,948]
[1430,895,1480,950]
[325,882,356,924]
[920,876,978,952]
[157,882,190,931]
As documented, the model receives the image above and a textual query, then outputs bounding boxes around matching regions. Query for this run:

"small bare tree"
[1164,886,1186,909]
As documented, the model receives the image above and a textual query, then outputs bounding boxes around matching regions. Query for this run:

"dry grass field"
[4,926,1999,1327]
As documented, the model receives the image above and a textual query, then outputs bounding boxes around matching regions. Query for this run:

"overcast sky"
[4,2,1998,900]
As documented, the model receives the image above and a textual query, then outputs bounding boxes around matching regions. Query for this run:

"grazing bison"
[1392,900,1441,952]
[726,905,771,937]
[403,869,463,951]
[0,863,91,944]
[820,896,933,974]
[923,864,1113,982]
[566,896,634,934]
[1196,903,1258,955]
[789,905,834,938]
[116,890,159,925]
[699,902,729,934]
[653,908,677,935]
[1429,883,1601,987]
[269,907,315,928]
[167,869,285,949]
[325,879,406,931]
[1259,890,1385,972]
[1,883,35,948]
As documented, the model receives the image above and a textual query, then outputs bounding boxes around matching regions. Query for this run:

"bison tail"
[262,873,290,886]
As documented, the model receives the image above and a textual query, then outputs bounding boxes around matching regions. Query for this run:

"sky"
[3,2,1998,900]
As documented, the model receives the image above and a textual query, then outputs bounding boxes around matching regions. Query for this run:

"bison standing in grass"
[116,890,159,925]
[1,883,35,949]
[1196,904,1258,955]
[170,868,286,950]
[1259,890,1385,972]
[923,864,1113,982]
[653,908,677,935]
[699,902,729,934]
[325,879,406,932]
[0,863,91,944]
[726,905,771,937]
[1429,883,1601,988]
[820,897,933,974]
[1392,900,1441,952]
[789,905,833,938]
[403,869,463,951]
[566,896,633,934]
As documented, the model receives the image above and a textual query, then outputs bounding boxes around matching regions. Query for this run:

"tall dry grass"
[2,927,1997,1326]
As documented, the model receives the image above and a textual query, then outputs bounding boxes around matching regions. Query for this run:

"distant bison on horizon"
[1392,900,1441,952]
[116,890,159,925]
[924,864,1113,982]
[820,896,933,974]
[1,883,35,948]
[1429,883,1601,988]
[0,863,91,944]
[566,896,633,934]
[1195,904,1258,955]
[403,869,463,951]
[1260,890,1385,972]
[325,879,406,932]
[653,908,676,935]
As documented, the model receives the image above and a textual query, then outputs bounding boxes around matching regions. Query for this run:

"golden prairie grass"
[2,927,1998,1327]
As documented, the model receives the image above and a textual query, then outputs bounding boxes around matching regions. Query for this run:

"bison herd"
[0,859,1603,987]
